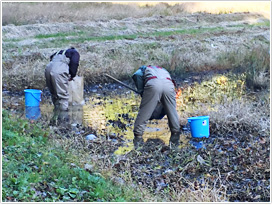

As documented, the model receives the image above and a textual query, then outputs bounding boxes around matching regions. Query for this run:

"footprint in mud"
[141,138,168,152]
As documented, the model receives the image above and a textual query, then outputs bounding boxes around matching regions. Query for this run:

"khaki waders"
[45,53,70,111]
[133,67,181,147]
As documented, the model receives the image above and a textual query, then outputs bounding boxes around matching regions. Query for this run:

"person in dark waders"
[132,65,181,149]
[45,47,80,111]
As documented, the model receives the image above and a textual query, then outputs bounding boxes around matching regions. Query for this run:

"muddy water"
[3,89,192,154]
[83,91,190,154]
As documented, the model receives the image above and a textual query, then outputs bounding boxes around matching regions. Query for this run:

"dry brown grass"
[2,2,270,91]
[2,2,270,25]
[216,45,270,90]
[209,96,270,134]
[2,44,269,92]
[168,175,227,202]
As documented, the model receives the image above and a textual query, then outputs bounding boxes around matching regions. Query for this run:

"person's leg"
[45,65,59,106]
[50,107,70,126]
[161,80,181,145]
[133,80,161,147]
[50,69,69,111]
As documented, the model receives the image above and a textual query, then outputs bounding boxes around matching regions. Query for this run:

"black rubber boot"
[169,132,181,147]
[133,135,144,150]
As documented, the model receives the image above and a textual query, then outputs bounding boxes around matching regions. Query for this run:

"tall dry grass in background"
[2,1,270,91]
[2,2,270,25]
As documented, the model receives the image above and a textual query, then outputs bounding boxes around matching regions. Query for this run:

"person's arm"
[50,52,57,61]
[132,69,144,96]
[65,48,80,80]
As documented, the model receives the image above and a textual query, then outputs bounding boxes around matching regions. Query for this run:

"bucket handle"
[30,91,42,102]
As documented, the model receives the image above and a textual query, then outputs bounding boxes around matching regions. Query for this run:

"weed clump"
[2,110,144,202]
[216,45,270,91]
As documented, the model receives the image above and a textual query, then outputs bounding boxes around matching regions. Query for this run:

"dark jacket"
[50,48,80,78]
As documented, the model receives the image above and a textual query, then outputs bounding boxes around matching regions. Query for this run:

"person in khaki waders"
[132,65,181,149]
[45,47,80,111]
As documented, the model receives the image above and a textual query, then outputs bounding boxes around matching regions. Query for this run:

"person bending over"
[132,65,181,149]
[45,47,80,111]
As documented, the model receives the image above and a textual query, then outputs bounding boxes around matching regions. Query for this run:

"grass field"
[2,2,270,26]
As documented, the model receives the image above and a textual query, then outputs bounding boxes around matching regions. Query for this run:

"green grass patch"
[2,110,142,202]
[251,19,270,27]
[35,26,225,40]
[30,26,226,48]
[14,23,264,44]
[3,23,260,49]
[35,31,85,39]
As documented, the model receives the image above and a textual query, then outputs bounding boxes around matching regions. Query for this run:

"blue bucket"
[24,89,42,107]
[187,116,210,138]
[26,106,41,120]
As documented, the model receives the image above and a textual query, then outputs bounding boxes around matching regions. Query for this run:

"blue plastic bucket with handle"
[187,116,210,138]
[24,89,42,107]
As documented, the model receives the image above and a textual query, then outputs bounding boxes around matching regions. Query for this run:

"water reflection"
[49,105,84,127]
[69,105,84,125]
[35,92,209,153]
[25,106,41,120]
[190,139,205,149]
[24,91,208,154]
[83,93,192,154]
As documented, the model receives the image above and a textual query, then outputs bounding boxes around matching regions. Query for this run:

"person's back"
[144,65,171,82]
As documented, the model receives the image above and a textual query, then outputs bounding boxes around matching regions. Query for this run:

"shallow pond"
[2,88,202,155]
